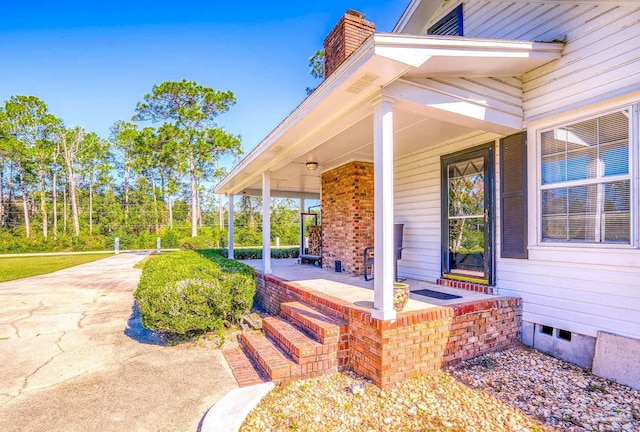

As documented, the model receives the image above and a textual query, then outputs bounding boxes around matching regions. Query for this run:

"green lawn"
[0,254,113,283]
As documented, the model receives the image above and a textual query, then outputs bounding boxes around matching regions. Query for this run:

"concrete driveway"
[0,252,238,432]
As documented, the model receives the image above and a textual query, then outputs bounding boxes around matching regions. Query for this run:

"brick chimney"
[323,9,375,79]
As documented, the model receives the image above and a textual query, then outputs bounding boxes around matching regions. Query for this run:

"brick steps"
[240,332,296,382]
[223,302,350,386]
[281,301,348,344]
[221,346,267,387]
[263,316,327,364]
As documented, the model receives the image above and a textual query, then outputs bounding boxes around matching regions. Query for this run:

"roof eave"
[215,34,564,195]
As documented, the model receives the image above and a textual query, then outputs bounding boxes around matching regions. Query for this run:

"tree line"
[0,80,301,253]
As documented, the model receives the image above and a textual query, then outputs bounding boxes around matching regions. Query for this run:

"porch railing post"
[228,194,234,260]
[371,95,397,321]
[262,172,272,274]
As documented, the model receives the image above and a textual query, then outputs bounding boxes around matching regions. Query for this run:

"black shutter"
[500,132,528,259]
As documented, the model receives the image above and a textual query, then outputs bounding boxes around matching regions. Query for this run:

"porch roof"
[214,33,563,196]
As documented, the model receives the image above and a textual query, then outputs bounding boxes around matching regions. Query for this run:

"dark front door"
[441,144,494,285]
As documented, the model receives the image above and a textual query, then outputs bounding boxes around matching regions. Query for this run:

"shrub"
[134,250,256,337]
[178,235,219,250]
[203,247,299,260]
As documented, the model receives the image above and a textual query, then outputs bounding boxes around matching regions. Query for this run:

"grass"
[0,253,112,282]
[133,255,155,269]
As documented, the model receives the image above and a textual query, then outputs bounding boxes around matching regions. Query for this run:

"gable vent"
[427,5,463,36]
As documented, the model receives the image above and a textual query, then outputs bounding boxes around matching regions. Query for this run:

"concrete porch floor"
[241,258,496,313]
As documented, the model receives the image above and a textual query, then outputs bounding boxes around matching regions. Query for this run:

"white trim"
[384,79,523,133]
[241,189,320,199]
[393,0,423,33]
[262,173,272,275]
[228,194,234,260]
[534,105,637,247]
[215,34,562,196]
[372,96,397,322]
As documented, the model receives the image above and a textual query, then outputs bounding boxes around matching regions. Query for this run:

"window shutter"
[500,132,528,259]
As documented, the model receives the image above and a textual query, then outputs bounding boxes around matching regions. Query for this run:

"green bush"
[134,250,256,336]
[204,247,299,260]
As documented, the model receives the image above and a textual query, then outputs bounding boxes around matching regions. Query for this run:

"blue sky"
[0,0,407,165]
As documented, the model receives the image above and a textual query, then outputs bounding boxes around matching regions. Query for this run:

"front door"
[441,144,494,285]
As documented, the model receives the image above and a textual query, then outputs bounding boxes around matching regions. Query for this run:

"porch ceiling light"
[306,161,319,171]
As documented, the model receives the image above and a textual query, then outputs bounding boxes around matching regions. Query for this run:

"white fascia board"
[393,0,446,35]
[393,0,423,33]
[374,34,564,62]
[242,189,320,199]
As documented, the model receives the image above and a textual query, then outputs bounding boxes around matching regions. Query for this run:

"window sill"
[529,244,638,253]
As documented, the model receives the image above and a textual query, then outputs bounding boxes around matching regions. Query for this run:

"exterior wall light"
[306,162,319,171]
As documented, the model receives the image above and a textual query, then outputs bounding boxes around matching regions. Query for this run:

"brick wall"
[324,10,375,78]
[348,298,521,387]
[437,278,495,295]
[255,271,522,388]
[321,161,374,275]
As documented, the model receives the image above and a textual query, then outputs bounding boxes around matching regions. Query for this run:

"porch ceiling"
[215,34,563,196]
[227,109,477,196]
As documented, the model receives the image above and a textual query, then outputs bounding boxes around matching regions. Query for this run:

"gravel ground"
[449,346,640,431]
[240,345,640,432]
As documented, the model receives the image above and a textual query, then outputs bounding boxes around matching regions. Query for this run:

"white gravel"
[449,345,640,431]
[241,345,640,432]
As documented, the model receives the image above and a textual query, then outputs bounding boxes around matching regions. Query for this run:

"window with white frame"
[539,108,632,244]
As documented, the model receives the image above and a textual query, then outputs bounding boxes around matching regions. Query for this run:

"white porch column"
[227,194,234,260]
[262,172,272,274]
[372,96,396,321]
[299,197,305,257]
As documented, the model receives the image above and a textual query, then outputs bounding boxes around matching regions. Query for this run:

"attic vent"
[427,4,463,36]
[345,73,380,94]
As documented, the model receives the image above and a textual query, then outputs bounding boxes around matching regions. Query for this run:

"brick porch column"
[228,194,234,260]
[262,172,272,274]
[371,96,396,321]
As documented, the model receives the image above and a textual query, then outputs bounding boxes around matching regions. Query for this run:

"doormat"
[411,289,462,300]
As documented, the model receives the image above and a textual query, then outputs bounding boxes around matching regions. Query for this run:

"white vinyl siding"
[394,125,640,340]
[463,1,640,121]
[397,0,640,341]
[394,131,499,281]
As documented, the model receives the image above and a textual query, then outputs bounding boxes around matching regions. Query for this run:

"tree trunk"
[89,174,93,235]
[38,163,48,239]
[189,151,197,237]
[196,187,202,228]
[151,176,159,233]
[67,162,80,237]
[18,166,30,238]
[63,185,67,233]
[168,195,173,228]
[124,165,130,221]
[52,171,58,239]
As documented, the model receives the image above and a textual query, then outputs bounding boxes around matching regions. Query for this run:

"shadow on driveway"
[124,302,168,346]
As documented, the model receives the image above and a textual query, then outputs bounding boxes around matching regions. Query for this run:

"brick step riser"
[262,319,337,365]
[279,302,351,372]
[280,303,348,344]
[221,347,267,387]
[239,333,292,381]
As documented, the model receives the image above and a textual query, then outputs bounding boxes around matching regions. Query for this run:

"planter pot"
[393,282,410,311]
